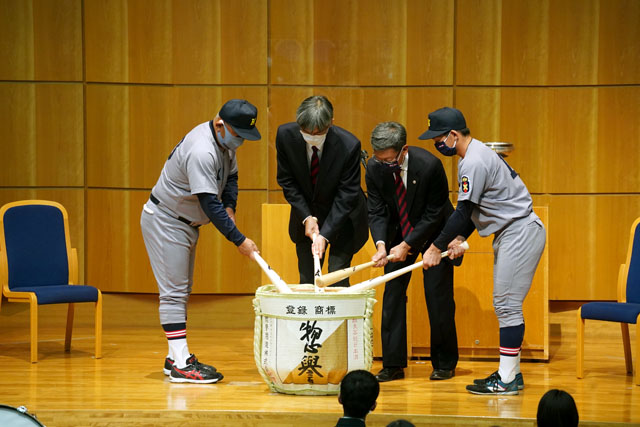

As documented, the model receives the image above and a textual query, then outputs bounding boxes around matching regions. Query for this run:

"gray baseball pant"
[492,213,546,328]
[140,200,198,325]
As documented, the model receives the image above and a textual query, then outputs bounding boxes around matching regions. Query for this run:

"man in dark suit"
[276,95,368,286]
[365,121,459,382]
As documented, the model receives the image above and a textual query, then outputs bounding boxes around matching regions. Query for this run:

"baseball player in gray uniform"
[140,99,261,384]
[420,107,546,395]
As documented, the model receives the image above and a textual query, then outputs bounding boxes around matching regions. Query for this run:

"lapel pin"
[412,180,416,185]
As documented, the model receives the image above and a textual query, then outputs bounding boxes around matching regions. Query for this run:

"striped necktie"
[310,146,320,187]
[394,172,413,238]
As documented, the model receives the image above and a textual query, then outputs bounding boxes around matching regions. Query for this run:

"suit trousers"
[295,222,356,287]
[381,251,458,370]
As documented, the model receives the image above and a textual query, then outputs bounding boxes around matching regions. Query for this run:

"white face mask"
[300,130,327,147]
[217,120,244,151]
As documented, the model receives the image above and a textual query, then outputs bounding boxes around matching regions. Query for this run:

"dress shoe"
[375,367,404,382]
[429,369,455,380]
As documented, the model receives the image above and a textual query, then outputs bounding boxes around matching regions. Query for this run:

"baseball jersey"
[457,139,536,237]
[151,121,237,224]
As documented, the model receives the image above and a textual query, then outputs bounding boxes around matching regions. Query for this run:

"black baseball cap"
[219,99,261,140]
[418,107,467,140]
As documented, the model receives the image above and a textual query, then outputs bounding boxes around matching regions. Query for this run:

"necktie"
[395,172,413,238]
[310,146,320,187]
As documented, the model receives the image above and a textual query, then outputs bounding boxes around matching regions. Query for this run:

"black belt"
[150,193,200,228]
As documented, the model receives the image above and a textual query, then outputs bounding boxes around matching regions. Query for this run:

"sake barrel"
[253,284,376,395]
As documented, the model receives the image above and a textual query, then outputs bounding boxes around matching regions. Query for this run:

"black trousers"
[295,223,356,287]
[381,250,459,370]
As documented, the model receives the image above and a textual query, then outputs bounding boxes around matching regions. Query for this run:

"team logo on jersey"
[250,117,256,126]
[461,176,470,193]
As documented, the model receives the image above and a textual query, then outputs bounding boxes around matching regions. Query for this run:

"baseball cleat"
[466,372,519,395]
[164,354,217,376]
[473,370,524,390]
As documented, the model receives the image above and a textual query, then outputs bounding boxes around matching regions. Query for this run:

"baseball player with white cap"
[140,99,261,384]
[420,107,546,395]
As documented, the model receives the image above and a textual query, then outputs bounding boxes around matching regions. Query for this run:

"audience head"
[536,389,579,427]
[338,370,380,419]
[386,420,415,427]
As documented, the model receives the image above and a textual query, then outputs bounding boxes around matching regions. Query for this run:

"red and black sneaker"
[163,354,217,376]
[170,364,223,384]
[163,357,175,376]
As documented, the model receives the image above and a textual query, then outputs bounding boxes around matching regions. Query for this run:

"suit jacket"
[276,122,368,251]
[365,146,454,252]
[335,417,366,427]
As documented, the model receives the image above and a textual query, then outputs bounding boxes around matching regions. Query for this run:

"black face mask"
[382,161,401,175]
[434,132,457,156]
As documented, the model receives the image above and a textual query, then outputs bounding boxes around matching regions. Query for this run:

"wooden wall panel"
[33,0,82,81]
[456,0,502,86]
[268,87,454,191]
[457,0,633,86]
[500,0,550,86]
[0,0,82,81]
[0,83,83,187]
[85,0,171,83]
[0,189,85,283]
[87,189,154,293]
[84,0,129,83]
[85,0,267,84]
[547,0,598,85]
[598,0,640,84]
[539,195,640,300]
[0,0,34,80]
[87,85,268,189]
[595,86,640,193]
[86,84,131,187]
[456,87,640,194]
[87,189,265,293]
[270,0,453,86]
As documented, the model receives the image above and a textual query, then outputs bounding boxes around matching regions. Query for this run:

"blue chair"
[577,217,640,385]
[0,200,102,363]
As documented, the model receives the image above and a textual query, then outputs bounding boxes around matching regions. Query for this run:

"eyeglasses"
[373,147,405,165]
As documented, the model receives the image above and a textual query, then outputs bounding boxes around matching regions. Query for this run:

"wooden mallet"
[314,255,397,288]
[338,241,470,294]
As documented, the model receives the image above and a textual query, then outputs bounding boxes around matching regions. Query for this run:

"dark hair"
[536,389,579,427]
[386,420,415,427]
[455,127,471,136]
[339,370,380,418]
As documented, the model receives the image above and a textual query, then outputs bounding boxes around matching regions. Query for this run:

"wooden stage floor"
[0,295,638,426]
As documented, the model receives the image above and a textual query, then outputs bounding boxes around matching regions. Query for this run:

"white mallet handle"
[253,252,293,294]
[441,240,470,258]
[315,254,396,288]
[338,241,470,294]
[312,233,322,289]
[339,261,423,294]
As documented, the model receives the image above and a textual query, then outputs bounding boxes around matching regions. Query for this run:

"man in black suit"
[276,95,368,286]
[365,121,459,382]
